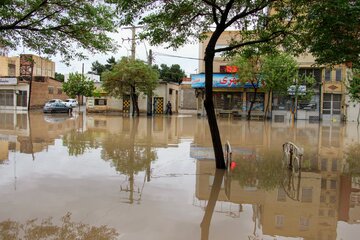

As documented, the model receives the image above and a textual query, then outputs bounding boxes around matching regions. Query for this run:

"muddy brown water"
[0,111,359,239]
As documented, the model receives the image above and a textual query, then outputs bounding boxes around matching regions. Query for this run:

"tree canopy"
[115,0,309,168]
[232,51,299,118]
[54,72,64,82]
[102,57,159,116]
[306,0,360,67]
[0,0,117,62]
[152,64,186,83]
[89,56,117,77]
[62,72,95,103]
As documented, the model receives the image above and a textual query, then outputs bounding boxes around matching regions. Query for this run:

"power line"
[154,52,202,61]
[153,51,232,63]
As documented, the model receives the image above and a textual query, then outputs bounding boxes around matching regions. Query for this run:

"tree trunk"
[130,85,139,117]
[200,169,225,239]
[134,93,140,116]
[247,83,258,120]
[357,104,360,124]
[77,95,81,111]
[204,34,226,169]
[264,90,272,120]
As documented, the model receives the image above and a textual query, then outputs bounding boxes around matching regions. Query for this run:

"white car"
[44,99,64,107]
[64,99,78,108]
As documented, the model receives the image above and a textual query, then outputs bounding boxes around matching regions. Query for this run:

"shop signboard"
[191,73,260,88]
[0,77,17,85]
[288,85,306,95]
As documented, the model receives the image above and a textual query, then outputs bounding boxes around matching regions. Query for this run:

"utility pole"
[123,25,142,116]
[147,49,153,116]
[131,25,136,60]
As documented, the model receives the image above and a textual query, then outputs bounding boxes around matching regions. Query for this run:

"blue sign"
[191,73,260,88]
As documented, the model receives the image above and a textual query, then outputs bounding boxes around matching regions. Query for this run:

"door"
[322,94,341,121]
[154,97,164,114]
[123,95,130,113]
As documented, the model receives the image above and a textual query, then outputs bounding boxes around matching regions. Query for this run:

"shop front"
[0,77,29,111]
[191,73,267,118]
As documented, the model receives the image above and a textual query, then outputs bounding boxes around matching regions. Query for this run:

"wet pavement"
[0,111,359,239]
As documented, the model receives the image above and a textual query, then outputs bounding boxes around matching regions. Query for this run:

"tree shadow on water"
[0,213,119,240]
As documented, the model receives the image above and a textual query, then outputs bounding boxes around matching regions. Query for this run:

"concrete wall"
[180,85,197,110]
[31,55,55,78]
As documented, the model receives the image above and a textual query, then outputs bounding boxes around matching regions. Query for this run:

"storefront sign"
[288,85,306,95]
[191,73,260,88]
[0,77,17,85]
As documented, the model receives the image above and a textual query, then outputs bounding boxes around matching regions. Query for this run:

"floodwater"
[0,111,359,240]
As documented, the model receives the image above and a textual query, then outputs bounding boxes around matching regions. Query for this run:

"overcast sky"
[11,29,200,77]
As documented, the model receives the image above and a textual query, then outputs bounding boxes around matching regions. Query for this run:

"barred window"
[335,69,342,81]
[16,90,27,107]
[325,69,331,81]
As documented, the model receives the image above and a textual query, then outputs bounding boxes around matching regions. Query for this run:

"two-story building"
[0,54,68,111]
[191,31,353,122]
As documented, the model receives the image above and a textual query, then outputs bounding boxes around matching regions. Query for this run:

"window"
[325,69,331,81]
[321,159,327,171]
[16,90,27,107]
[95,99,107,106]
[277,188,286,201]
[57,88,62,95]
[299,216,310,230]
[321,179,327,189]
[0,113,14,129]
[330,180,337,189]
[335,69,342,81]
[8,64,16,76]
[169,88,173,95]
[272,94,292,110]
[332,160,337,171]
[297,94,319,111]
[275,215,284,228]
[246,93,264,111]
[301,188,313,203]
[299,68,322,83]
[48,86,54,94]
[16,113,28,129]
[0,90,14,106]
[214,92,243,110]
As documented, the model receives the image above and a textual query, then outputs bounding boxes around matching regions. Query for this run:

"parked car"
[64,98,78,108]
[43,102,71,113]
[44,99,64,108]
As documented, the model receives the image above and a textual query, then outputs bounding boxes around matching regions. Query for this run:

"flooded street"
[0,111,360,239]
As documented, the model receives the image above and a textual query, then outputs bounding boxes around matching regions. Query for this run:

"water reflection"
[0,111,360,239]
[195,138,360,239]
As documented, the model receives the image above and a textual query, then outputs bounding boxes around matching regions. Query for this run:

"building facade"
[0,54,67,111]
[193,31,353,122]
[87,81,180,114]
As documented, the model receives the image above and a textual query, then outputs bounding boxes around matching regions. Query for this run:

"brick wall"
[30,77,69,108]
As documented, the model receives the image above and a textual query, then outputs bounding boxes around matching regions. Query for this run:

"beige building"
[0,54,67,110]
[193,31,353,122]
[87,81,180,115]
